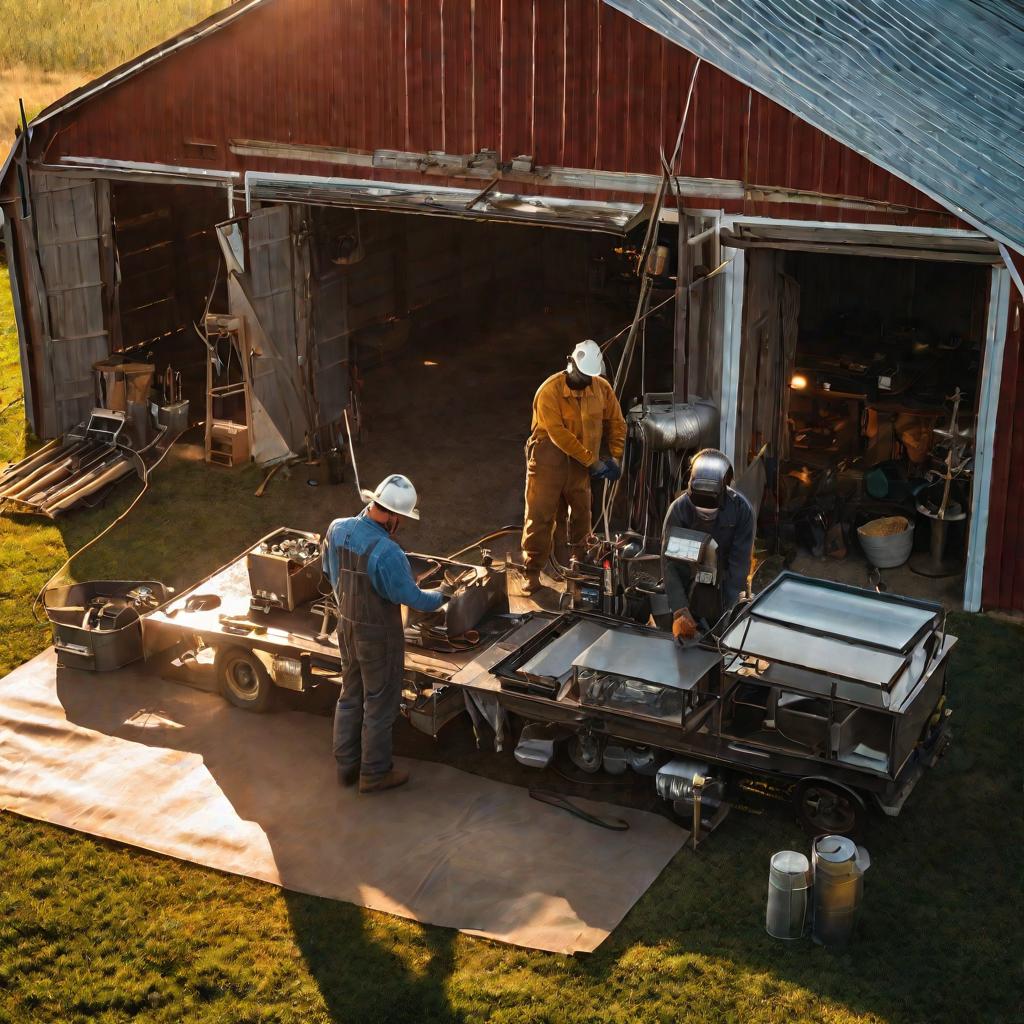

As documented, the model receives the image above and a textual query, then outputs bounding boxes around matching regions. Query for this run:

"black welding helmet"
[687,448,733,518]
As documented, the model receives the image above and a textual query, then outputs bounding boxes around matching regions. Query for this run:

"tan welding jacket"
[527,372,627,467]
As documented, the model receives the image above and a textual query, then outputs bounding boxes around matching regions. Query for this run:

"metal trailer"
[142,528,513,715]
[139,530,954,839]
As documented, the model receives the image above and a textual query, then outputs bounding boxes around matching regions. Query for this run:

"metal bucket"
[857,516,914,568]
[811,835,870,947]
[766,850,812,939]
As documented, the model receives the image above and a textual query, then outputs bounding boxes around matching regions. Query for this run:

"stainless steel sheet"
[721,618,906,687]
[573,630,719,690]
[518,621,609,682]
[752,576,935,652]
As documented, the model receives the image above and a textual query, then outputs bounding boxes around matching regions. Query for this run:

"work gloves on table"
[672,608,699,644]
[589,457,622,482]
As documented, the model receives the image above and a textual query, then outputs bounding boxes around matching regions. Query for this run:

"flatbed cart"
[143,527,519,717]
[141,529,955,839]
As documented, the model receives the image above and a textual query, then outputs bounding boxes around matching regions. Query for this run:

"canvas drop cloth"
[0,649,686,953]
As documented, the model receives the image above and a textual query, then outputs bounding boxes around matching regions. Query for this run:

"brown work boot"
[359,769,410,794]
[520,568,543,595]
[336,764,360,787]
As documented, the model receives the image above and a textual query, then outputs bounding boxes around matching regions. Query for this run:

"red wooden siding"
[35,0,955,225]
[983,253,1024,612]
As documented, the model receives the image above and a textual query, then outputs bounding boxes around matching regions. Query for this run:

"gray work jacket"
[661,489,755,613]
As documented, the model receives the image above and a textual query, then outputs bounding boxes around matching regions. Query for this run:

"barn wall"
[34,0,957,226]
[983,255,1024,612]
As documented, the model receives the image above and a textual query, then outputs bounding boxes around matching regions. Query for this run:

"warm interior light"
[423,360,439,367]
[790,373,808,390]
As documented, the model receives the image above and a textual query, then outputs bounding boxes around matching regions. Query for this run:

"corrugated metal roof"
[605,0,1024,256]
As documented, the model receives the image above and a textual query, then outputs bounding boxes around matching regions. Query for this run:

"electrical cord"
[446,526,522,562]
[32,429,184,623]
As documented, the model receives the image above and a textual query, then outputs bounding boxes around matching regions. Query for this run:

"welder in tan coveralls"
[520,339,627,594]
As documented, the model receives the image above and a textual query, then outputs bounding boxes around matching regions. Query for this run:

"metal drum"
[766,851,812,939]
[811,835,871,947]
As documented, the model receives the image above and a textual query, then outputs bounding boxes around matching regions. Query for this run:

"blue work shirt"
[321,509,445,613]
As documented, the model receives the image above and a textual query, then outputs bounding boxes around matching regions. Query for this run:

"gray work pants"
[332,625,405,779]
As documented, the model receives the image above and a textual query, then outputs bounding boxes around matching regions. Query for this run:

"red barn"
[1,0,1021,612]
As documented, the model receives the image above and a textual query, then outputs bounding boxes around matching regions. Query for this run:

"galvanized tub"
[44,581,170,671]
[857,515,914,568]
[811,835,871,947]
[766,850,812,939]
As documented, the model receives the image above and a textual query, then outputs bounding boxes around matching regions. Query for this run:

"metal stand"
[910,389,971,579]
[203,314,252,467]
[909,509,965,578]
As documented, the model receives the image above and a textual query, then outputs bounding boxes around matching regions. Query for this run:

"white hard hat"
[569,339,605,377]
[361,474,421,520]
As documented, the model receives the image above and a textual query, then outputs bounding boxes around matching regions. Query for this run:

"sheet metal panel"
[26,0,958,227]
[605,0,1024,254]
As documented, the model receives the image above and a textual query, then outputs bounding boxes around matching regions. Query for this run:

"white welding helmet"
[361,474,421,520]
[569,339,605,378]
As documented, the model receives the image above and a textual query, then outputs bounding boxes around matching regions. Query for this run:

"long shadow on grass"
[282,891,461,1024]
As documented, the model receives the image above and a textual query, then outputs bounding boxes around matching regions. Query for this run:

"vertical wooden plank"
[501,0,535,159]
[442,0,475,154]
[406,0,444,152]
[532,0,565,166]
[623,14,659,174]
[983,284,1022,609]
[595,2,626,170]
[472,0,501,154]
[563,0,598,169]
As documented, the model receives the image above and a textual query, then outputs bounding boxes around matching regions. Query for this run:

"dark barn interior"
[751,249,990,599]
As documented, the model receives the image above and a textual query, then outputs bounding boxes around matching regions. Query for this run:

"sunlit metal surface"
[607,0,1024,254]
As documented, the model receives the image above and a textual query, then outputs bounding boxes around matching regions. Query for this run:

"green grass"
[1,264,1023,1023]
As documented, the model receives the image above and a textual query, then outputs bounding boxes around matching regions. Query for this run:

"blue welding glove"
[589,458,609,479]
[602,458,621,482]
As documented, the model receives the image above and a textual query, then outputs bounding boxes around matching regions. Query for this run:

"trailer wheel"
[215,646,276,713]
[794,779,865,839]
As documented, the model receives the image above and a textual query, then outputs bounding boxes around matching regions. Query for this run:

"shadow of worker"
[282,890,463,1024]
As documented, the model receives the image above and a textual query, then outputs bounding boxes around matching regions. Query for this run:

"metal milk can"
[811,835,871,947]
[766,850,812,939]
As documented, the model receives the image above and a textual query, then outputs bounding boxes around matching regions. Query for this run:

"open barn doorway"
[306,206,676,549]
[737,243,994,607]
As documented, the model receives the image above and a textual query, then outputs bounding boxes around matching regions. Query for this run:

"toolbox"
[247,528,324,613]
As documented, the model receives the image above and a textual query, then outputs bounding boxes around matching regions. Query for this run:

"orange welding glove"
[672,608,698,643]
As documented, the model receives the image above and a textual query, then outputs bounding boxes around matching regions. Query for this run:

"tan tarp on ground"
[0,650,685,953]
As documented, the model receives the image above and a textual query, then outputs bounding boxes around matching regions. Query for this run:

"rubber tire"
[214,646,277,713]
[794,778,866,840]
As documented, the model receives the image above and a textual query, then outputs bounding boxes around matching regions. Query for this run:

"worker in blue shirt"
[322,474,446,793]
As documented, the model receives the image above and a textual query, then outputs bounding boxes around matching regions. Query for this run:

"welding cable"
[31,429,184,623]
[445,526,522,562]
[528,788,630,831]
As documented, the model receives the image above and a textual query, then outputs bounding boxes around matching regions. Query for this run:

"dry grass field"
[0,0,228,130]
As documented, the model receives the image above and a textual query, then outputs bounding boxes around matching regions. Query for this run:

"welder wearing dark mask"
[662,448,755,641]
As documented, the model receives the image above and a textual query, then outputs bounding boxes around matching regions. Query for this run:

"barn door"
[217,206,313,458]
[31,173,113,434]
[736,250,800,470]
[309,214,352,431]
